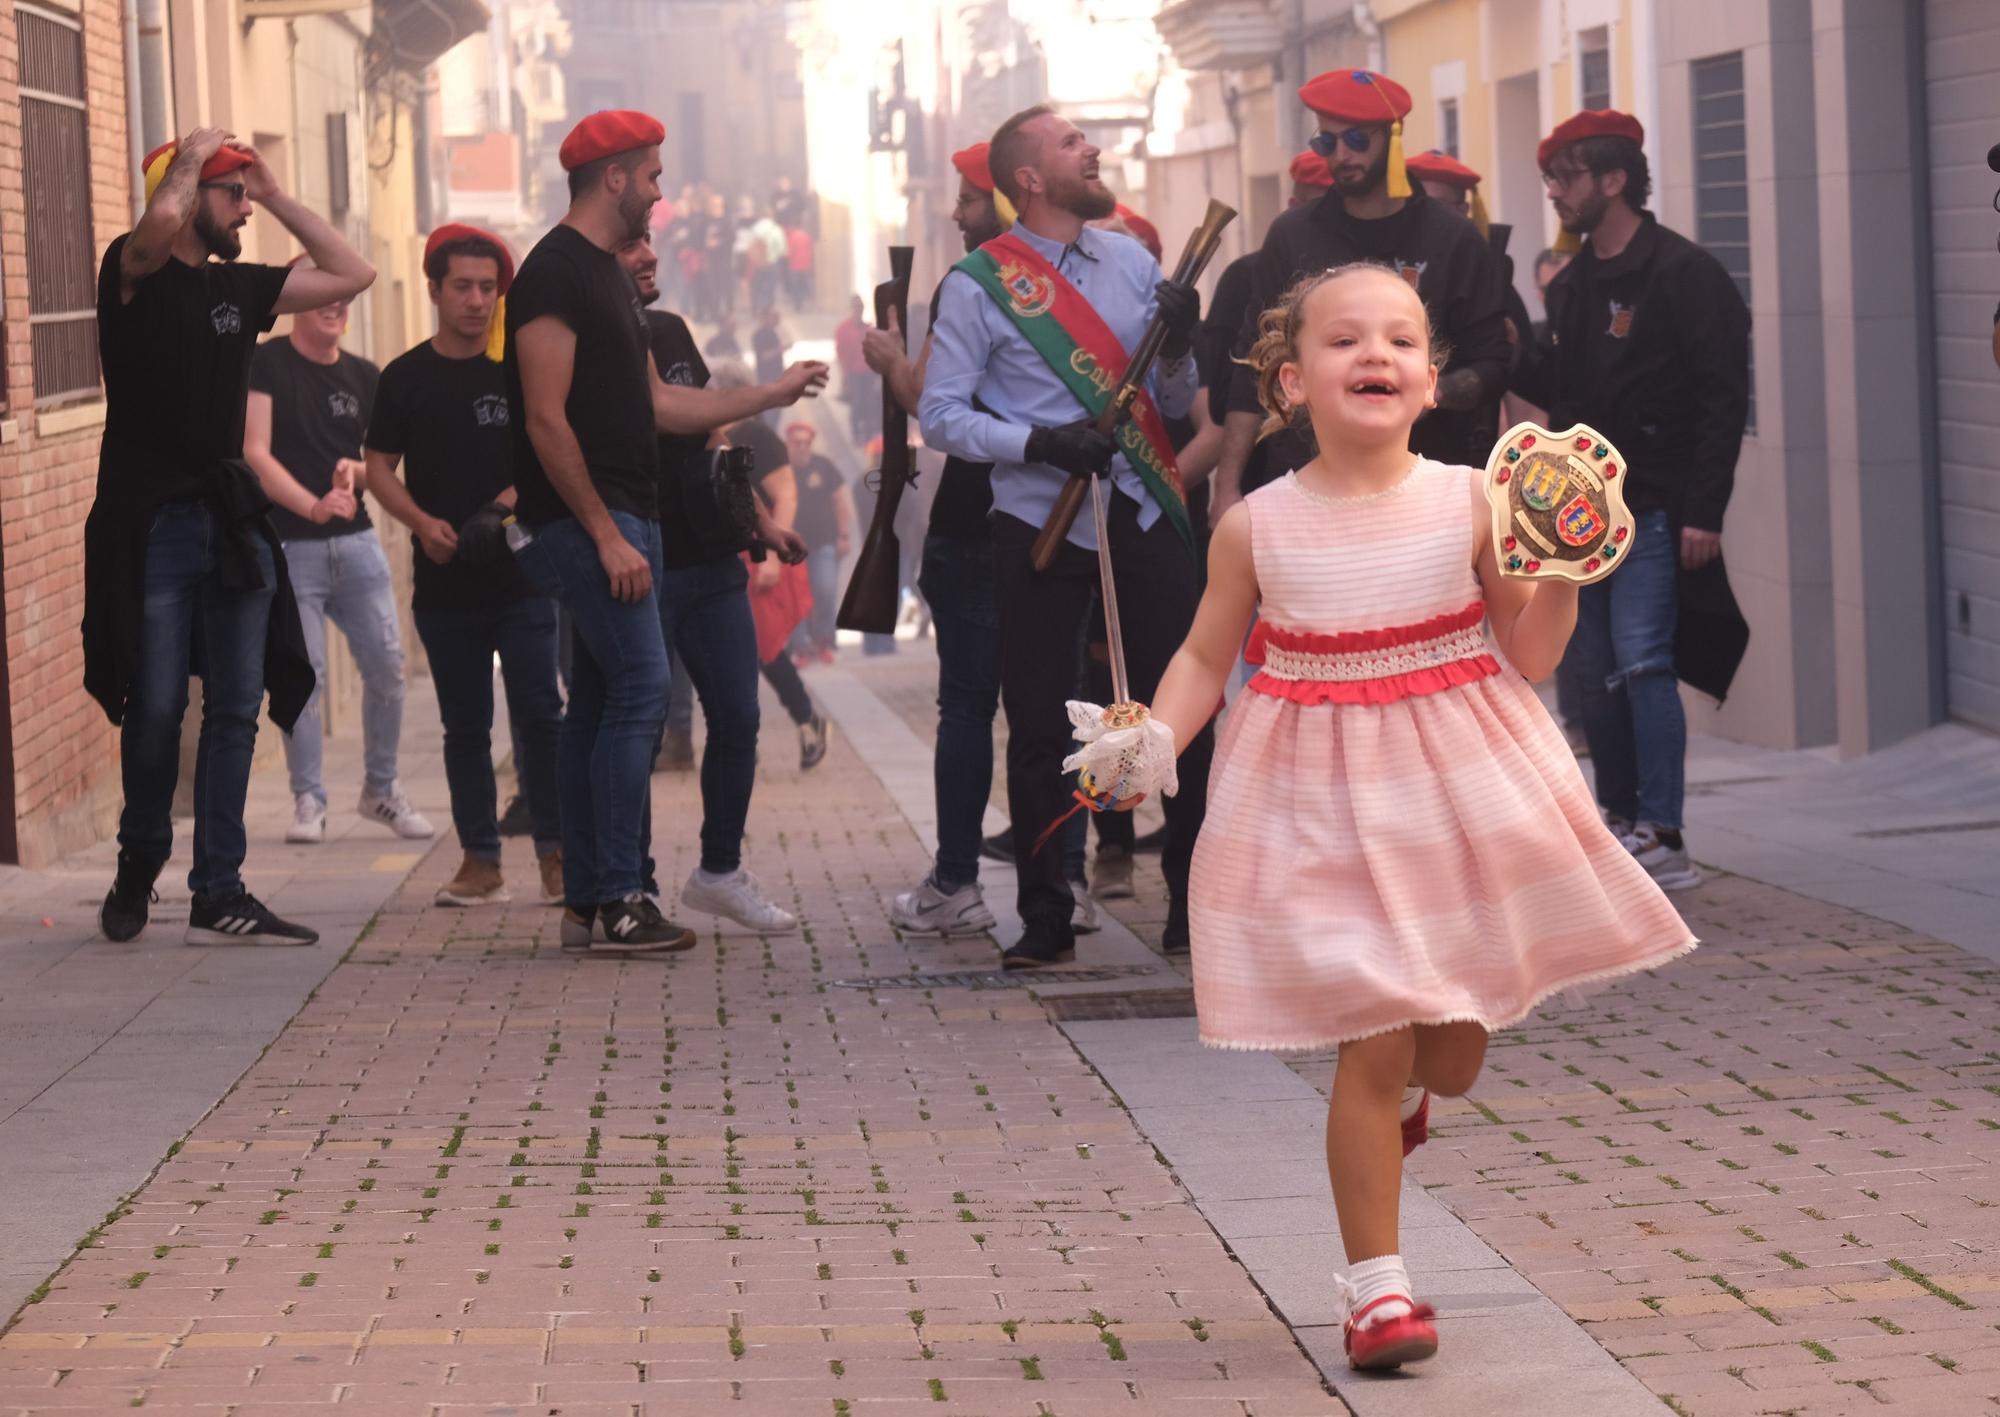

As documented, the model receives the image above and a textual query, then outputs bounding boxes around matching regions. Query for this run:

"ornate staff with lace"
[1028,469,1180,854]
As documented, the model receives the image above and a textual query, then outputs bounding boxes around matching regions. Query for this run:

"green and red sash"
[954,233,1193,556]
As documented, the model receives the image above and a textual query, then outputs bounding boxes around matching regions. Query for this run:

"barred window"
[1692,51,1754,431]
[18,2,101,406]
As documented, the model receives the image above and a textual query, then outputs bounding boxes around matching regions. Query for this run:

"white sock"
[1400,1085,1427,1123]
[1347,1254,1414,1327]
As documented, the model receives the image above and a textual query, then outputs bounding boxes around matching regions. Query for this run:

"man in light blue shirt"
[920,104,1212,970]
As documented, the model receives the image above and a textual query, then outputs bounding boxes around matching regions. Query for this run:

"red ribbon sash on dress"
[1246,601,1501,706]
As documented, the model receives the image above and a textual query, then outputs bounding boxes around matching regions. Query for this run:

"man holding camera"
[365,224,566,910]
[616,231,826,934]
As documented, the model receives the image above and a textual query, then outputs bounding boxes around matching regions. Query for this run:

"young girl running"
[1067,263,1696,1371]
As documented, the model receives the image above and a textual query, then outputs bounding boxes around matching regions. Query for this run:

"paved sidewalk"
[0,686,1341,1414]
[835,647,2000,1414]
[0,680,457,1319]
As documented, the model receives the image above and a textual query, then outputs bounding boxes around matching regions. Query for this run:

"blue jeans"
[1568,508,1686,830]
[648,554,762,876]
[790,541,841,656]
[511,513,669,904]
[414,598,563,864]
[918,532,1001,891]
[280,530,406,804]
[117,501,277,898]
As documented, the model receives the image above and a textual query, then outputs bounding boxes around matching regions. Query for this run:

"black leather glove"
[456,500,510,566]
[1025,419,1117,479]
[1154,279,1200,360]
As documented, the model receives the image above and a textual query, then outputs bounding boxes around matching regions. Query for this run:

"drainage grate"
[1043,988,1198,1021]
[830,965,1159,990]
[1853,819,2000,839]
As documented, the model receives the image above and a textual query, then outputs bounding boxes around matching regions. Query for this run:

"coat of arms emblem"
[1484,422,1637,585]
[996,260,1055,319]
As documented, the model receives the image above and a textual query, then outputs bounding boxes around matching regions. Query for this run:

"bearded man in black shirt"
[364,224,568,915]
[1211,69,1511,517]
[613,232,825,937]
[1512,109,1750,895]
[89,127,376,947]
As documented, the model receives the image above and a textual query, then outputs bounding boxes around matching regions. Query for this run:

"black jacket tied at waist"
[82,442,315,730]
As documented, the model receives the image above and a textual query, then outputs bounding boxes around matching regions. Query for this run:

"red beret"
[1298,69,1411,125]
[1114,204,1163,262]
[141,140,253,202]
[951,143,996,193]
[559,110,665,171]
[1537,108,1645,170]
[424,223,515,293]
[1288,149,1333,189]
[1404,149,1482,189]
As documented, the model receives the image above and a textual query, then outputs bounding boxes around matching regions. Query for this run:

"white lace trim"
[1258,623,1491,683]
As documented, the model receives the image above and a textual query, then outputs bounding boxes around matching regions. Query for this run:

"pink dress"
[1190,461,1696,1050]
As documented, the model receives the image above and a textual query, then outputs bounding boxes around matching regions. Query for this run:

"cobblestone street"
[0,650,1995,1416]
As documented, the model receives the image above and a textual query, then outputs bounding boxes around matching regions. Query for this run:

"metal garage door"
[1926,0,2000,730]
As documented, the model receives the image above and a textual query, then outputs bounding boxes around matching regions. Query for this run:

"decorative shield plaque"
[1485,422,1636,584]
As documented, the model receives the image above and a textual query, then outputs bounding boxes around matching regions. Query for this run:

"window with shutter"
[17,1,101,407]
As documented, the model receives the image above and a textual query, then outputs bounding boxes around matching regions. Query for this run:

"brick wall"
[0,0,132,865]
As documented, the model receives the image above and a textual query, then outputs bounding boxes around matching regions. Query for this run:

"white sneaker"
[1628,824,1702,892]
[890,876,996,936]
[1071,884,1101,935]
[285,793,327,845]
[679,867,797,933]
[358,785,435,839]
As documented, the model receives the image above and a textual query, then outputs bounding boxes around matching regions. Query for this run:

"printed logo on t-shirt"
[472,393,509,428]
[1606,301,1635,339]
[328,390,363,421]
[211,303,243,335]
[1392,258,1427,290]
[660,360,697,388]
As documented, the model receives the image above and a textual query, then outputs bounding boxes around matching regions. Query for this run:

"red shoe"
[1344,1296,1438,1370]
[1401,1091,1429,1157]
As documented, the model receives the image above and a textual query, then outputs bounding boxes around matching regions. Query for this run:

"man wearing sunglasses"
[1209,69,1511,522]
[88,128,377,947]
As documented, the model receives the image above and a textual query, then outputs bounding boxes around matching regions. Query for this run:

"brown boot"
[435,854,510,906]
[537,850,565,906]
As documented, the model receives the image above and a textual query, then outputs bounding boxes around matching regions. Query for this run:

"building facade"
[0,0,489,865]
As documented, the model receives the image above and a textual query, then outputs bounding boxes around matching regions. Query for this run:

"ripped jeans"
[1567,508,1685,831]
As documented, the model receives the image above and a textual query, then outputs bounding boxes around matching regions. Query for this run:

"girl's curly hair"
[1242,262,1451,440]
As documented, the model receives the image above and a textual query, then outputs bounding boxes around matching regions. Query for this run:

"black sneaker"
[1002,923,1077,972]
[595,895,697,954]
[100,858,160,942]
[498,794,533,837]
[980,827,1015,864]
[799,712,830,771]
[186,891,318,946]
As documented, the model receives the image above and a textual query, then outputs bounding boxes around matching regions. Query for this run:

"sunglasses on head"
[200,180,247,203]
[1308,127,1375,158]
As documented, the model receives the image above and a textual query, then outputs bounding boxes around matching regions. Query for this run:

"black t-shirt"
[95,237,290,497]
[646,309,724,569]
[793,454,844,549]
[250,340,379,541]
[1230,192,1511,471]
[504,223,658,526]
[923,278,995,540]
[366,341,533,609]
